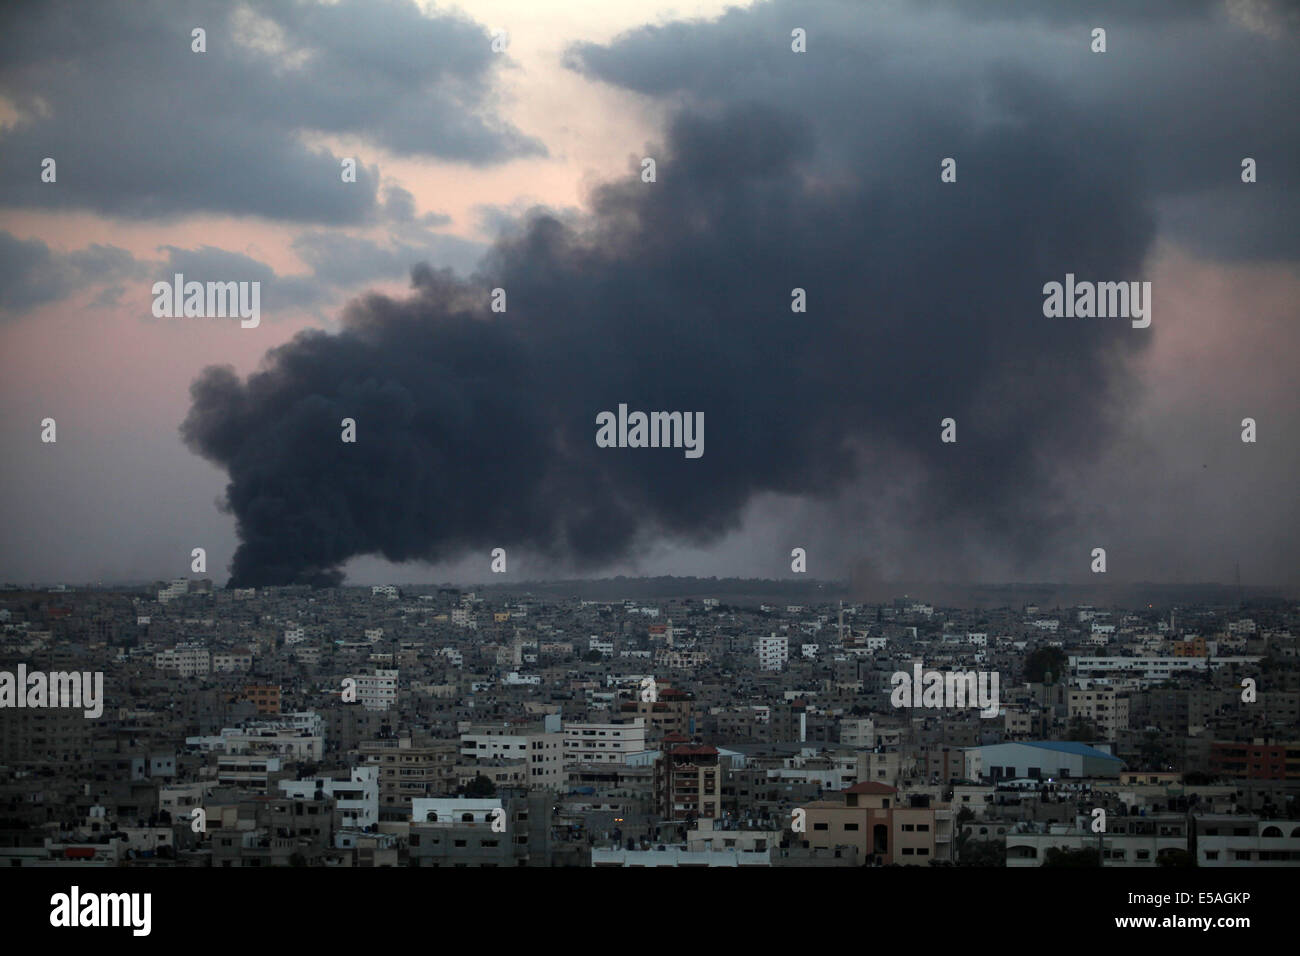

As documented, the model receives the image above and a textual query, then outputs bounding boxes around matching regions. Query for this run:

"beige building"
[802,782,954,865]
[359,737,459,816]
[656,736,723,820]
[1069,688,1129,740]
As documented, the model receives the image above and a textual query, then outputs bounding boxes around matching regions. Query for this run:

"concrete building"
[154,643,210,677]
[563,719,647,765]
[460,725,564,791]
[1068,688,1129,740]
[1193,815,1300,866]
[964,741,1126,781]
[1007,814,1190,867]
[757,633,789,671]
[279,766,379,833]
[408,793,555,867]
[655,736,722,821]
[355,669,399,711]
[359,738,459,817]
[802,783,954,866]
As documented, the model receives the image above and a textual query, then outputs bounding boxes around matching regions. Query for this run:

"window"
[813,823,828,831]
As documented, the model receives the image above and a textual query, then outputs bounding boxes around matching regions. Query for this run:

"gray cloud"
[0,222,486,319]
[0,0,544,222]
[567,0,1299,261]
[0,231,144,313]
[292,227,485,286]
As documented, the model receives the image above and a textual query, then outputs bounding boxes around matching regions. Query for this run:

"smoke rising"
[183,95,1154,586]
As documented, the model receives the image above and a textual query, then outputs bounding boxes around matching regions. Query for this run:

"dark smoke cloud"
[183,72,1156,585]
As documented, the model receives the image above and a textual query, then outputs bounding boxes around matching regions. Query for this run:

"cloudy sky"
[1,0,1296,589]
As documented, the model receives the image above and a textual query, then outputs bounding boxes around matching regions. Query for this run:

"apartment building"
[620,687,696,740]
[1193,815,1300,866]
[355,669,398,711]
[1068,688,1130,740]
[757,633,789,671]
[243,684,281,715]
[563,718,647,765]
[279,766,379,833]
[655,736,723,821]
[802,782,954,866]
[215,755,284,793]
[1006,814,1190,867]
[359,737,459,817]
[211,649,253,673]
[1209,740,1300,781]
[408,793,555,867]
[154,643,210,677]
[459,724,564,791]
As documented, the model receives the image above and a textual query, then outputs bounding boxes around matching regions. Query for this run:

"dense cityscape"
[2,579,1296,868]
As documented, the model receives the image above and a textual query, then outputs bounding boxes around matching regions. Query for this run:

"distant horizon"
[6,572,1295,603]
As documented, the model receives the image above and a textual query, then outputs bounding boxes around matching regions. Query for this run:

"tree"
[958,839,1006,867]
[1065,717,1099,742]
[1156,849,1196,868]
[463,774,496,797]
[1024,647,1067,683]
[1042,847,1101,867]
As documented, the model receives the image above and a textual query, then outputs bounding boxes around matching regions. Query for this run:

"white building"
[157,579,189,603]
[1069,656,1263,680]
[154,643,210,677]
[563,719,647,765]
[410,797,502,825]
[592,846,769,867]
[459,728,564,790]
[503,672,541,686]
[757,633,788,671]
[1196,816,1300,866]
[355,669,399,711]
[279,766,379,835]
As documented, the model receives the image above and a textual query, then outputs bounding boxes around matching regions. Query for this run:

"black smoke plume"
[182,98,1153,587]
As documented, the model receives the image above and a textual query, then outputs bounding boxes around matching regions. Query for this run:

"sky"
[0,0,1296,590]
